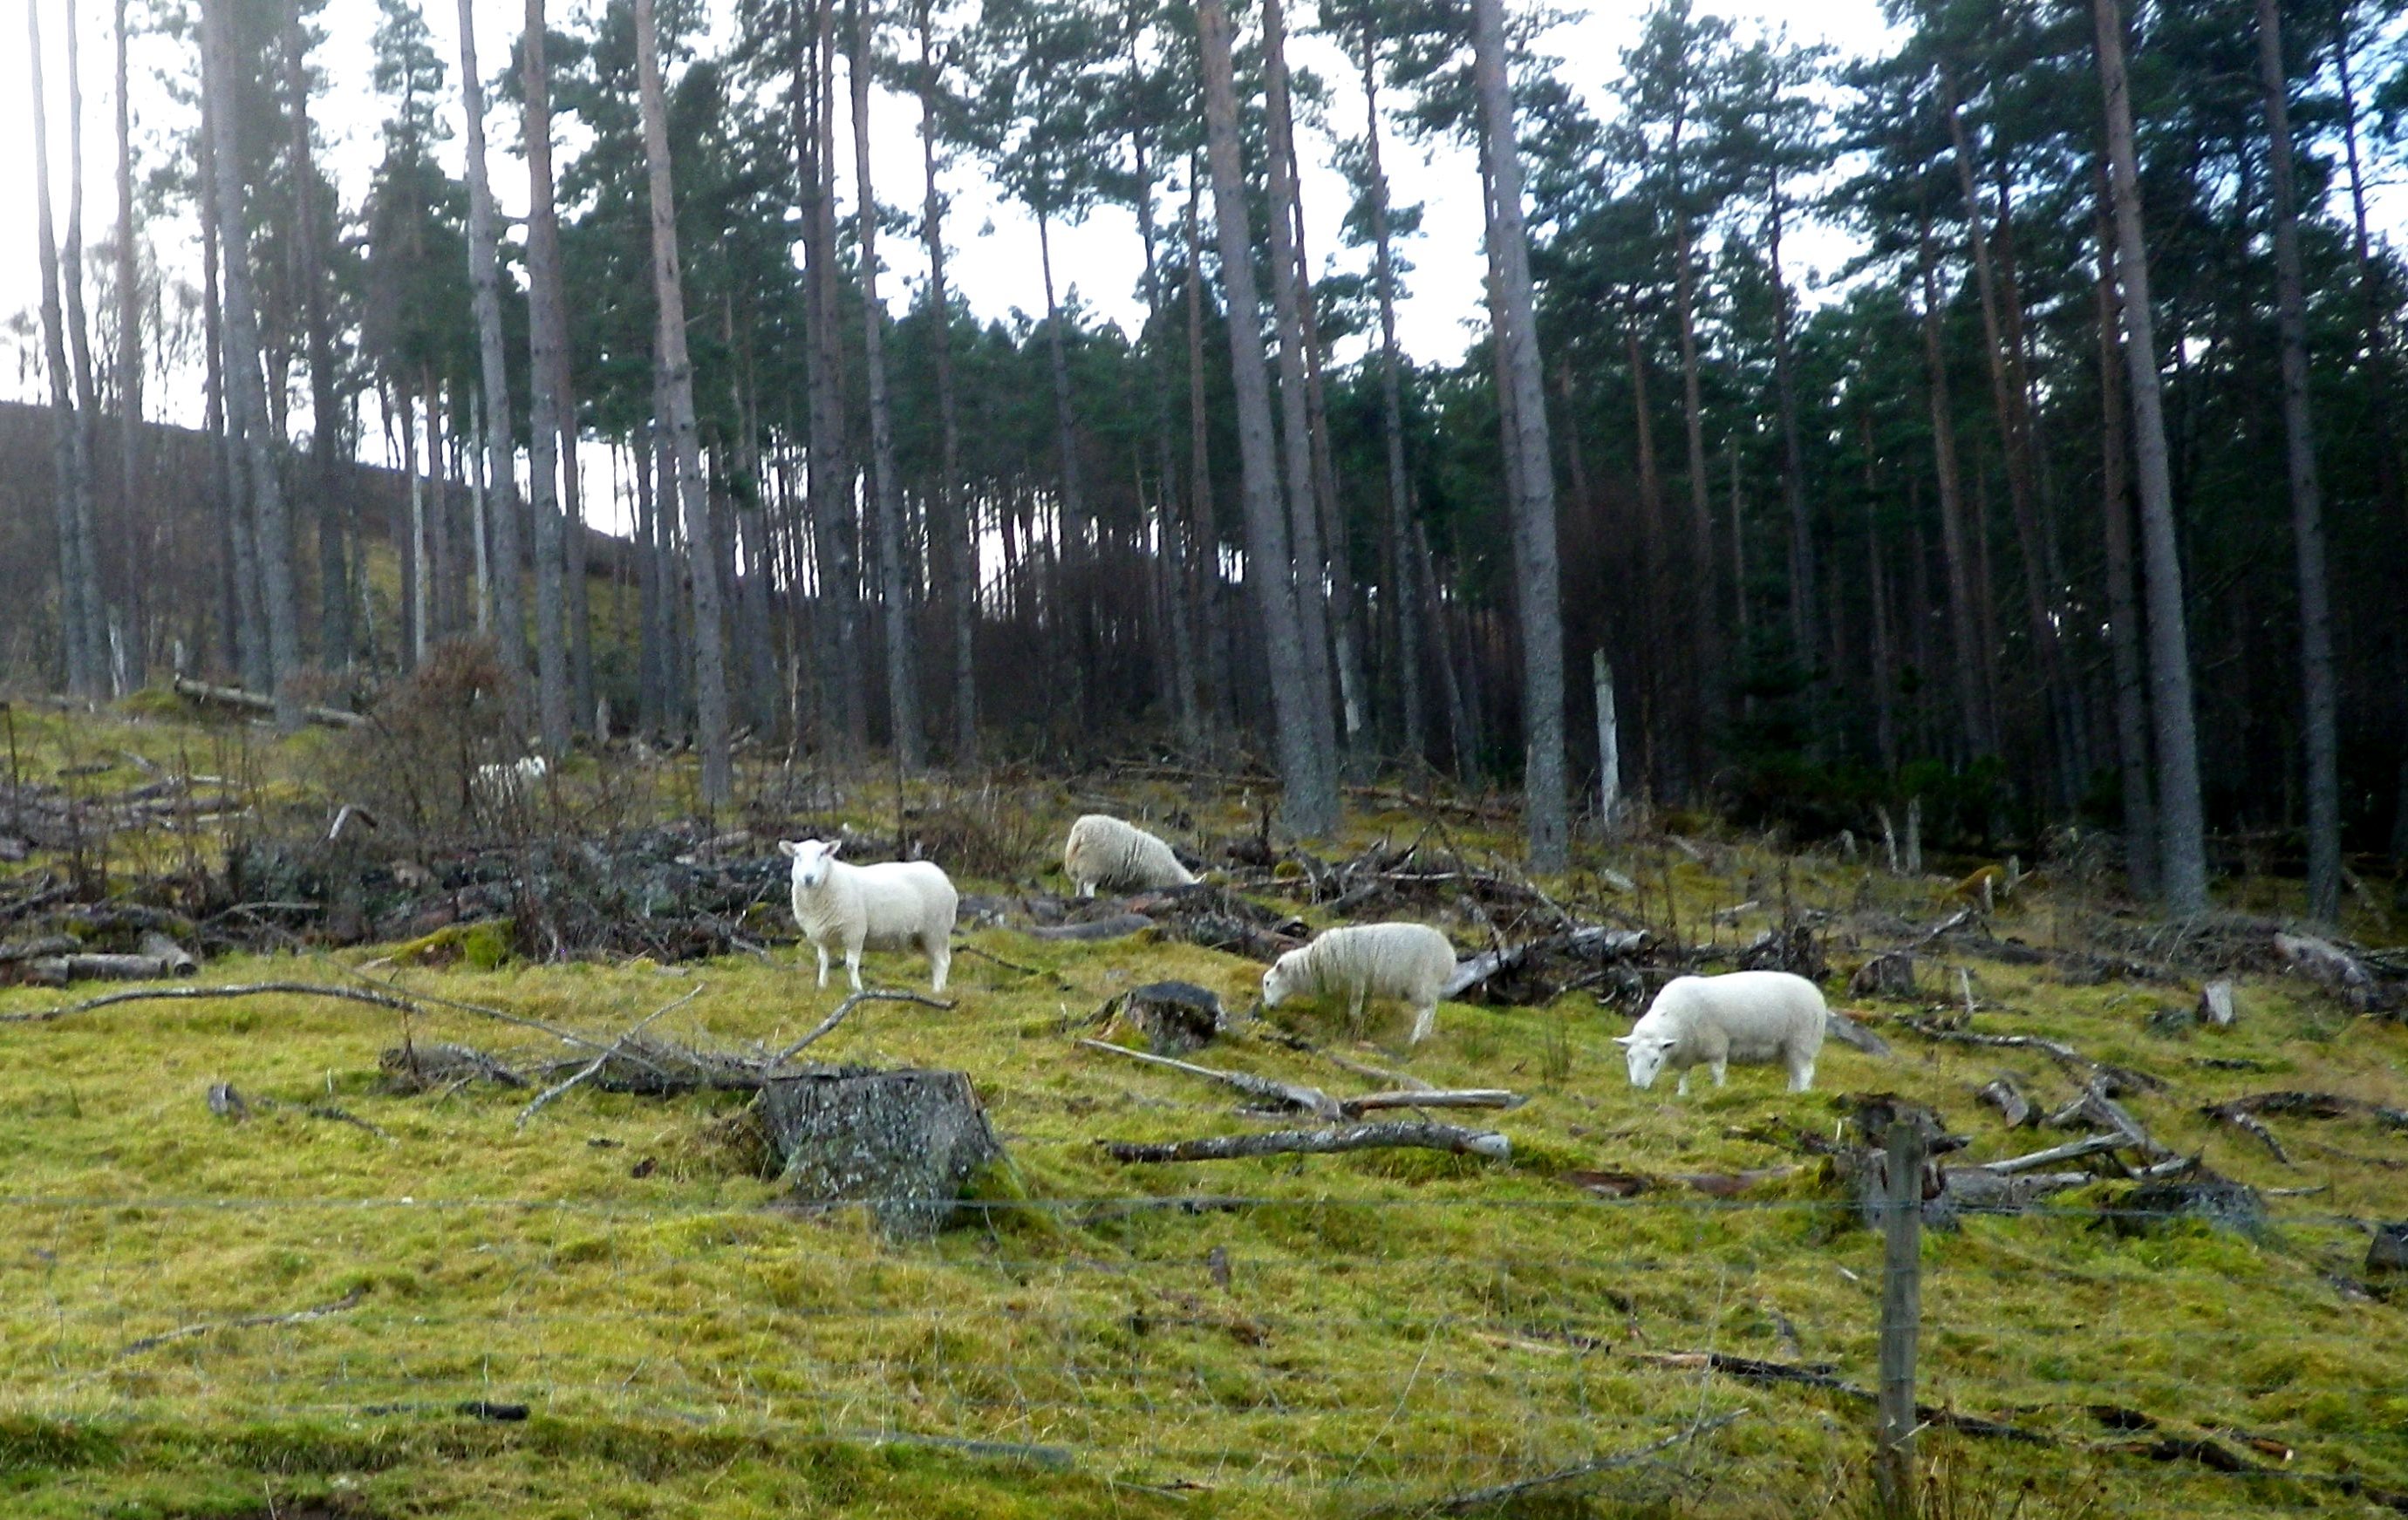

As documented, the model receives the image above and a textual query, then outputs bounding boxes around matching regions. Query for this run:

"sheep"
[1062,814,1198,897]
[471,753,549,810]
[779,838,958,994]
[1615,970,1828,1095]
[1260,922,1458,1046]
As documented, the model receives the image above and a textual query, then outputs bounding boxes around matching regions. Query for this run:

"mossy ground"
[2,707,2405,1516]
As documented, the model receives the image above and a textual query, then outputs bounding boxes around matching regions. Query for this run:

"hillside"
[1,701,2405,1517]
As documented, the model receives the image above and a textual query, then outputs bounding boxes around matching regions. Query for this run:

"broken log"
[1442,924,1648,1001]
[1940,1168,2093,1213]
[1079,1038,1339,1118]
[1340,1088,1525,1115]
[1023,913,1154,943]
[172,675,365,729]
[2199,980,2238,1027]
[1102,1121,1510,1164]
[759,1067,1004,1238]
[379,1041,527,1091]
[138,931,199,975]
[31,952,196,983]
[1982,1133,2125,1175]
[1977,1075,2032,1128]
[1897,1019,2164,1094]
[2199,1091,2408,1164]
[1102,980,1227,1056]
[1624,1350,2048,1445]
[1824,1012,1893,1058]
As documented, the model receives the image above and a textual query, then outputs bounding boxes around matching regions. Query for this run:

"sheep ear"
[1612,1035,1634,1047]
[777,841,800,859]
[825,839,843,857]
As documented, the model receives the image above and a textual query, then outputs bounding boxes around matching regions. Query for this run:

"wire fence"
[2,1180,2395,1510]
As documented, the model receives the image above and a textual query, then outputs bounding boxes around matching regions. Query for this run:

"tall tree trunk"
[1034,206,1094,732]
[284,0,344,672]
[1768,184,1816,669]
[199,127,243,678]
[1197,0,1336,836]
[1129,127,1200,754]
[1416,516,1475,781]
[2334,30,2403,525]
[1257,0,1340,782]
[850,0,921,771]
[2255,0,2341,925]
[445,0,534,733]
[636,0,733,805]
[61,0,114,693]
[201,0,301,723]
[29,0,101,697]
[2095,188,2158,899]
[513,0,574,753]
[1363,29,1423,770]
[2094,0,2209,912]
[113,0,148,686]
[563,382,596,732]
[789,0,851,753]
[1670,137,1715,760]
[1184,169,1231,735]
[1914,198,1995,760]
[917,0,976,763]
[633,433,665,733]
[1473,0,1568,870]
[1944,75,2077,805]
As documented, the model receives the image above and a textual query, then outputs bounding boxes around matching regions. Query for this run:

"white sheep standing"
[1261,922,1459,1045]
[779,838,958,993]
[471,753,549,810]
[1615,970,1828,1095]
[1062,814,1198,897]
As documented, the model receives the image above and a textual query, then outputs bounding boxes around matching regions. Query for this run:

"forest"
[10,0,2408,917]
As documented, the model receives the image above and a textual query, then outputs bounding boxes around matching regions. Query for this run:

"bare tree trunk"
[2094,187,2157,899]
[2094,0,2209,912]
[1197,0,1336,836]
[1474,0,1568,869]
[113,0,148,686]
[61,0,115,693]
[1184,171,1231,736]
[1362,30,1423,770]
[201,0,302,724]
[1129,127,1200,755]
[199,122,242,678]
[282,0,344,673]
[636,0,733,805]
[1417,517,1474,780]
[1257,0,1341,786]
[2255,0,2341,925]
[917,0,975,763]
[1671,151,1716,760]
[510,0,573,752]
[29,0,101,697]
[562,384,596,732]
[632,434,663,733]
[1914,199,1995,761]
[849,0,921,771]
[1768,184,1816,669]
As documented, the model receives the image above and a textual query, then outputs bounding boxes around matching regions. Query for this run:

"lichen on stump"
[757,1067,1005,1238]
[1106,980,1227,1056]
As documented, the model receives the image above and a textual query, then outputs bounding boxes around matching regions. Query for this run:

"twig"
[952,942,1050,978]
[1340,1088,1525,1115]
[116,1289,365,1359]
[1079,1037,1339,1118]
[8,981,433,1026]
[515,984,705,1130]
[1896,1018,2163,1092]
[1397,1408,1750,1517]
[1102,1121,1510,1163]
[765,987,956,1067]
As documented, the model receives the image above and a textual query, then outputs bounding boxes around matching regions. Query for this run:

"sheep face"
[1614,1033,1676,1090]
[1260,952,1304,1009]
[778,838,842,890]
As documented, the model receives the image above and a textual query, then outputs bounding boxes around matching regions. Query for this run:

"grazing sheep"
[1261,922,1458,1046]
[779,838,958,993]
[1062,814,1198,897]
[471,753,549,809]
[1616,970,1827,1095]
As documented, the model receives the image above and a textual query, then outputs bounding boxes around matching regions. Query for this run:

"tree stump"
[1107,981,1227,1055]
[758,1068,1004,1238]
[1850,951,1919,1000]
[2367,1222,2408,1277]
[2110,1173,2265,1238]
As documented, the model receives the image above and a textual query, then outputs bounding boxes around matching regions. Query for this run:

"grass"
[2,708,2405,1516]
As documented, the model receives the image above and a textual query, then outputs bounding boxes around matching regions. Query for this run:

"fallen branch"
[516,985,705,1129]
[1079,1038,1338,1118]
[1340,1089,1525,1115]
[1978,1075,2032,1128]
[766,987,957,1067]
[1982,1133,2128,1175]
[1403,1408,1750,1517]
[172,674,365,729]
[1897,1019,2163,1093]
[2200,1091,2408,1165]
[1442,924,1648,1000]
[1102,1121,1510,1164]
[1627,1351,2050,1444]
[951,943,1051,978]
[8,980,433,1026]
[1023,913,1155,943]
[1824,1012,1893,1058]
[117,1288,365,1359]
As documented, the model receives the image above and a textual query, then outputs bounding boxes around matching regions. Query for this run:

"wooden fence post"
[1876,1116,1926,1517]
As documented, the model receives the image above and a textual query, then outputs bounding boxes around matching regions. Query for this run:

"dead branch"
[516,984,705,1129]
[1897,1019,2163,1094]
[1978,1075,2032,1128]
[1102,1121,1511,1163]
[1442,924,1648,1000]
[1402,1408,1750,1517]
[1078,1038,1339,1118]
[1023,913,1154,943]
[1627,1351,2050,1444]
[2048,1080,2173,1160]
[2200,1091,2408,1165]
[1982,1133,2127,1175]
[766,988,958,1067]
[1824,1012,1893,1058]
[951,943,1051,978]
[1340,1089,1525,1115]
[8,980,434,1025]
[171,674,365,728]
[117,1289,365,1359]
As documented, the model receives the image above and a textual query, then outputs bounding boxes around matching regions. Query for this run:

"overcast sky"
[2,0,1903,428]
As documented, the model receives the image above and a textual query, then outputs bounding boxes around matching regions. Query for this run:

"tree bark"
[283,0,344,672]
[1768,187,1816,671]
[200,0,302,725]
[1184,169,1231,734]
[61,0,113,694]
[850,0,922,771]
[1473,0,1569,871]
[113,0,148,686]
[1362,30,1423,770]
[1914,198,1995,760]
[636,0,733,806]
[2254,0,2341,926]
[1670,125,1716,749]
[514,0,573,753]
[1197,0,1336,837]
[1257,0,1341,786]
[794,0,862,755]
[2094,0,2209,912]
[2094,187,2157,899]
[29,0,103,699]
[562,381,596,733]
[917,0,976,763]
[1129,126,1201,755]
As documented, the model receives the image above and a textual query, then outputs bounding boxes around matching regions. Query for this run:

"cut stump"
[1106,980,1227,1056]
[759,1067,1004,1238]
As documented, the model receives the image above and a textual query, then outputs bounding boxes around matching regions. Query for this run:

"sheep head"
[1613,1032,1675,1090]
[1260,949,1305,1010]
[778,838,842,890]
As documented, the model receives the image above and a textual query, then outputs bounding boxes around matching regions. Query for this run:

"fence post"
[1876,1117,1926,1518]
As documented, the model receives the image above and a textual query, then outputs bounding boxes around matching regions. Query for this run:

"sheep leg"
[1710,1060,1729,1087]
[1078,881,1096,899]
[1787,1057,1815,1094]
[1347,990,1368,1039]
[1675,1069,1692,1097]
[927,936,952,994]
[1409,1001,1436,1046]
[843,937,865,993]
[814,944,831,990]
